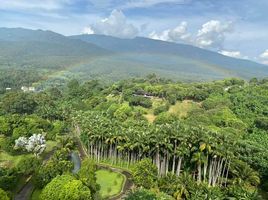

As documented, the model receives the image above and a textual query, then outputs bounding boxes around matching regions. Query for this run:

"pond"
[70,151,81,173]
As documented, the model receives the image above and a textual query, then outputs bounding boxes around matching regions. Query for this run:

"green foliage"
[16,157,41,175]
[0,188,10,200]
[1,92,37,114]
[154,112,178,124]
[129,96,152,108]
[0,75,267,199]
[133,159,158,189]
[154,103,170,115]
[114,103,132,120]
[230,160,260,187]
[78,158,100,197]
[40,174,92,200]
[255,117,268,130]
[202,94,231,110]
[227,185,260,200]
[0,168,18,191]
[34,149,73,188]
[125,189,157,200]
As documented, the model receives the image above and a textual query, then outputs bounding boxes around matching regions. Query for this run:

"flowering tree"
[15,134,46,157]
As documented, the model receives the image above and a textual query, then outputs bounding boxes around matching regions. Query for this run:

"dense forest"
[0,74,267,199]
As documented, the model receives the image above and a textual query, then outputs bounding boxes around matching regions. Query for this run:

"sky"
[0,0,268,64]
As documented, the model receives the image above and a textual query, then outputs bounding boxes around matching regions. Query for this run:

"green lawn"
[168,100,200,118]
[0,151,33,168]
[96,169,125,198]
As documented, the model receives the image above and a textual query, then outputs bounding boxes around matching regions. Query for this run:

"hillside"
[0,28,110,72]
[71,34,268,80]
[0,28,267,88]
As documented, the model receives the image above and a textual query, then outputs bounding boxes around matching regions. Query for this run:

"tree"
[78,159,100,198]
[1,92,37,114]
[40,175,92,200]
[15,134,46,157]
[133,159,158,189]
[0,188,9,200]
[114,103,132,120]
[67,79,81,98]
[230,160,260,187]
[34,149,73,188]
[16,157,41,175]
[0,168,18,191]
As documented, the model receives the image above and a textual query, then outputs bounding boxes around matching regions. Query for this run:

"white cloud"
[120,0,188,9]
[195,20,233,50]
[149,21,191,43]
[0,0,71,11]
[262,60,268,65]
[219,50,248,59]
[260,49,268,59]
[83,10,138,38]
[82,26,95,34]
[259,49,268,65]
[148,20,234,50]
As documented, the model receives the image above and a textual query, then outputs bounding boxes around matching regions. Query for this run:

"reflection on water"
[70,151,81,173]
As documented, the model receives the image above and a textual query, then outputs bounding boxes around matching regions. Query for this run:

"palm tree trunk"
[172,155,176,174]
[224,160,230,187]
[176,157,182,177]
[203,155,208,183]
[197,163,202,183]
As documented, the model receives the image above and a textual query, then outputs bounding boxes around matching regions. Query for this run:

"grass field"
[168,100,200,118]
[96,169,125,198]
[0,151,33,168]
[143,97,166,122]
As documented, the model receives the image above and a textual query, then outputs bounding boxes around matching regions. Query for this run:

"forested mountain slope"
[71,34,268,80]
[0,28,268,89]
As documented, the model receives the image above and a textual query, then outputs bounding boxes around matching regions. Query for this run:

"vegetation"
[39,174,92,200]
[0,74,267,199]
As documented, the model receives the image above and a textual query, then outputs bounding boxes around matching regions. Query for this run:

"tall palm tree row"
[72,111,236,187]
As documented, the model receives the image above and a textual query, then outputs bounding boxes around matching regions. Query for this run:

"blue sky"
[0,0,268,64]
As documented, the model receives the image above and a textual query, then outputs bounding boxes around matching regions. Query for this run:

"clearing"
[168,100,200,118]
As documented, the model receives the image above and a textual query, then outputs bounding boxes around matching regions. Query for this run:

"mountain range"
[0,27,267,86]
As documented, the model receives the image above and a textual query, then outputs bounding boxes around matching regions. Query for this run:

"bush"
[0,168,19,191]
[125,188,157,200]
[0,188,10,200]
[255,117,268,130]
[16,157,41,175]
[133,159,158,189]
[129,96,152,108]
[154,104,170,115]
[154,113,178,125]
[40,175,92,200]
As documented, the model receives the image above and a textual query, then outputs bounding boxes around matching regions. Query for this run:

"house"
[21,86,36,92]
[29,87,35,92]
